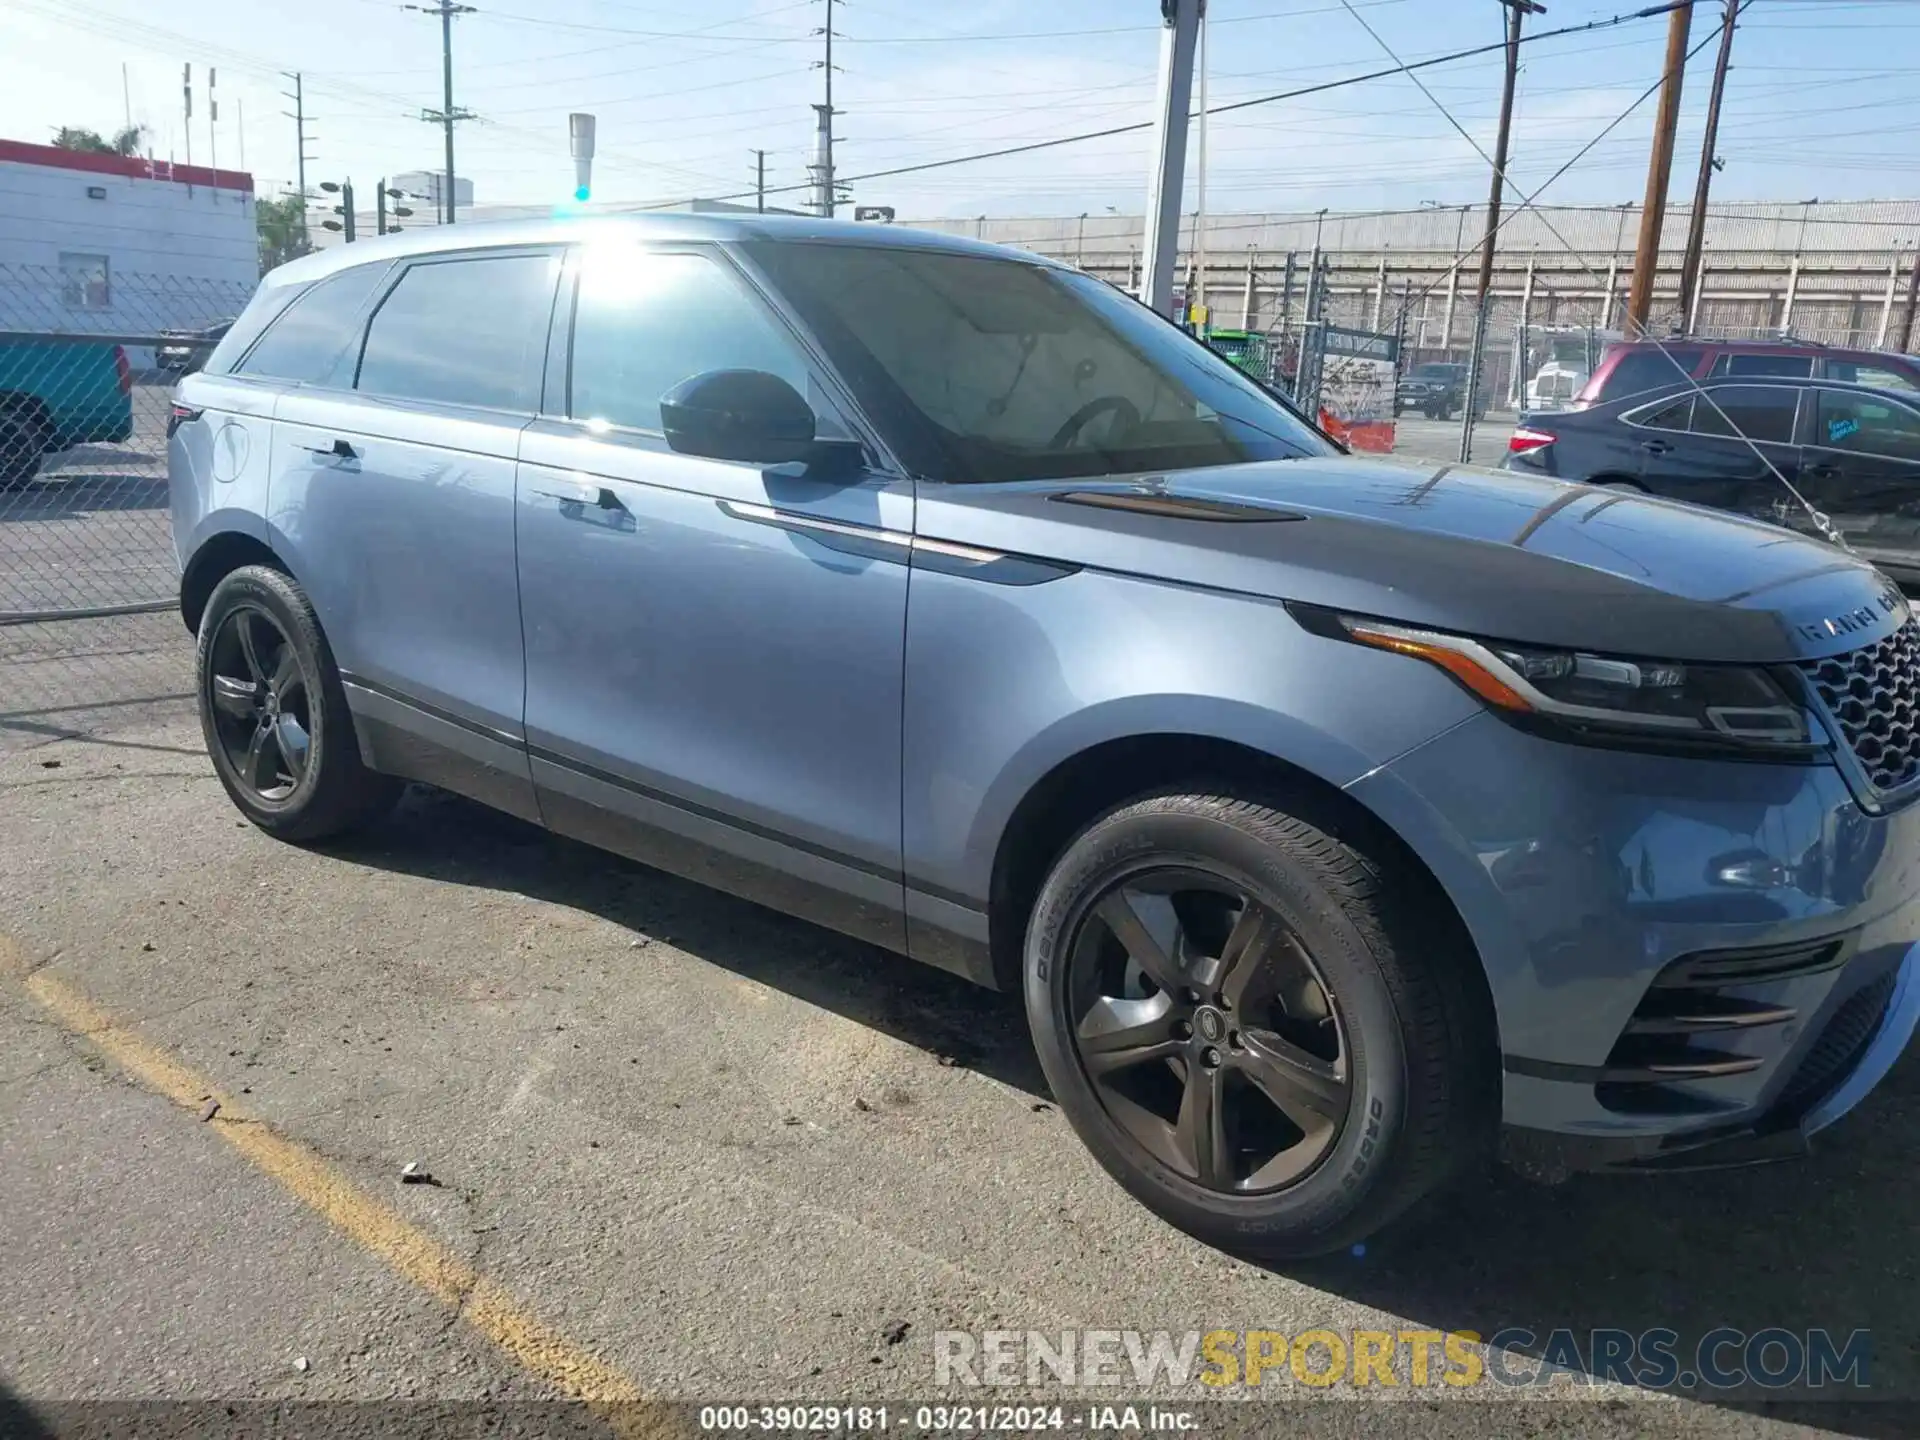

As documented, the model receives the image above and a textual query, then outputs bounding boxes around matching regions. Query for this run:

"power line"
[618,0,1693,211]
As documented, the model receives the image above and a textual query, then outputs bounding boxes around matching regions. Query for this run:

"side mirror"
[659,369,816,465]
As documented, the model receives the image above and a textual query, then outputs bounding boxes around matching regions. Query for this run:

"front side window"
[356,253,559,411]
[236,263,389,384]
[745,241,1331,483]
[569,247,811,433]
[59,252,110,310]
[1692,385,1800,445]
[1827,360,1920,394]
[1815,389,1920,461]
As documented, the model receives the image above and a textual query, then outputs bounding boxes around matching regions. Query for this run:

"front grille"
[1775,970,1898,1116]
[1799,620,1920,795]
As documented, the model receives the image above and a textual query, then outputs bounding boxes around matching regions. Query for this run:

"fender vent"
[1051,491,1306,523]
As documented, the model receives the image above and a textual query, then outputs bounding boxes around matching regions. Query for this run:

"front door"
[269,247,563,819]
[515,243,912,948]
[1800,386,1920,586]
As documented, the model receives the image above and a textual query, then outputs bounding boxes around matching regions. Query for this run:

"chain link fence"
[0,262,257,754]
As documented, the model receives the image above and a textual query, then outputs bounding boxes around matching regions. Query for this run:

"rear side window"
[1712,353,1813,379]
[235,264,388,384]
[568,248,811,432]
[356,253,559,412]
[1693,386,1800,445]
[1597,347,1702,402]
[1827,360,1920,394]
[1633,395,1693,431]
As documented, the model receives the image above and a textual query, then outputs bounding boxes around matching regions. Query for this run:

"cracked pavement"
[0,704,1912,1439]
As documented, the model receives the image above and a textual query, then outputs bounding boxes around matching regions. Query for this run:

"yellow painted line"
[2,937,678,1438]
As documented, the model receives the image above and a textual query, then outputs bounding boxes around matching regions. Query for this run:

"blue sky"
[3,0,1917,218]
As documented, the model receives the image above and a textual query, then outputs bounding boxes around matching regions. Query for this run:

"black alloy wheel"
[194,564,399,841]
[1066,865,1349,1194]
[205,604,313,804]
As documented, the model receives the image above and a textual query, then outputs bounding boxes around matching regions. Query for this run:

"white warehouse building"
[0,137,259,365]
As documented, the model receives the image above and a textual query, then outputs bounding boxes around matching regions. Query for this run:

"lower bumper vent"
[1775,971,1898,1117]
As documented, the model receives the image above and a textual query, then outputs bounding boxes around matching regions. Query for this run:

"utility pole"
[1677,0,1738,334]
[208,68,219,183]
[1898,247,1920,353]
[810,0,839,217]
[282,73,313,246]
[1473,3,1537,307]
[1141,0,1204,317]
[1625,0,1694,337]
[1460,0,1540,463]
[182,64,193,169]
[754,149,766,213]
[409,0,476,224]
[1192,3,1209,332]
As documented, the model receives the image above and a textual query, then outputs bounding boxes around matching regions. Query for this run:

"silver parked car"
[170,216,1919,1257]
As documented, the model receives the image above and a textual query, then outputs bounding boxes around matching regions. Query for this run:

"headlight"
[1336,616,1824,753]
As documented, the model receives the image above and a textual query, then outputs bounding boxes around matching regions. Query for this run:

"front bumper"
[1345,711,1920,1165]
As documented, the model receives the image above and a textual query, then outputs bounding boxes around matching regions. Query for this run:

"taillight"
[167,403,203,439]
[114,345,132,395]
[1508,426,1556,455]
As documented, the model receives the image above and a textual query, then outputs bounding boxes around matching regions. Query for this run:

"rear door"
[178,262,394,573]
[270,247,563,819]
[1640,382,1805,524]
[1800,387,1920,583]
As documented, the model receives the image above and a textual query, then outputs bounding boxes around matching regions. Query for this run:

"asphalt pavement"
[0,705,1911,1438]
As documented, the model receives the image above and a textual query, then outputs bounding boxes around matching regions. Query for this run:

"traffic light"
[376,182,411,236]
[318,180,355,241]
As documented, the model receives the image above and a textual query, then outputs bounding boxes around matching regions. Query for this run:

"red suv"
[1569,339,1920,411]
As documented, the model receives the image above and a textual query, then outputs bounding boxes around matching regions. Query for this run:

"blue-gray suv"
[169,216,1920,1257]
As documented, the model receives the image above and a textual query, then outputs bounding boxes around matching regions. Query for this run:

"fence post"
[1458,293,1489,465]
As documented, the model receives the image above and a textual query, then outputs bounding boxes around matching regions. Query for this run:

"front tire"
[1024,792,1494,1258]
[196,565,400,842]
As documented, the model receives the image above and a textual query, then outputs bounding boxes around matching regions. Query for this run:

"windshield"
[1412,364,1460,380]
[743,241,1332,484]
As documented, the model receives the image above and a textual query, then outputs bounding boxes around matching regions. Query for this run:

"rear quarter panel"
[167,371,277,576]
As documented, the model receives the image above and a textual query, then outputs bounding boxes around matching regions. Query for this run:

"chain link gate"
[0,262,257,753]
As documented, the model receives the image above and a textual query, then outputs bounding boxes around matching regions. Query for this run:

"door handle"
[1639,439,1672,455]
[299,437,357,460]
[537,485,628,514]
[1806,463,1842,481]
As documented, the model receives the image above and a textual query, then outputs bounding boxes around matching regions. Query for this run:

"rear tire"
[196,565,400,842]
[1024,791,1496,1258]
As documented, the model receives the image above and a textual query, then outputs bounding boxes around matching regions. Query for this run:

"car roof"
[1586,373,1920,416]
[1603,337,1913,362]
[261,211,1068,293]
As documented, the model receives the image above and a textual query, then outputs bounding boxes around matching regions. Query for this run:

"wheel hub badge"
[1193,1005,1226,1043]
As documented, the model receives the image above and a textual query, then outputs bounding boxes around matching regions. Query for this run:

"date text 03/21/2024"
[697,1406,1194,1432]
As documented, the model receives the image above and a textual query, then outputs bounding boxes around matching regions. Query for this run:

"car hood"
[914,455,1910,663]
